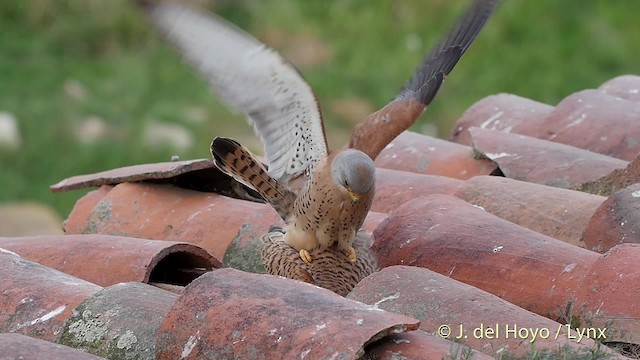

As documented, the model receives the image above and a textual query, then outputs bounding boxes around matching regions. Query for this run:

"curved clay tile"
[599,75,640,103]
[0,250,101,342]
[376,131,497,179]
[373,194,640,345]
[449,93,553,145]
[0,333,105,360]
[59,282,178,360]
[349,265,612,357]
[0,235,220,287]
[454,175,605,247]
[156,268,420,360]
[469,126,627,188]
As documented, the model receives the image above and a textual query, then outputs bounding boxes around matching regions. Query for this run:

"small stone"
[0,202,64,236]
[75,116,109,144]
[63,79,89,101]
[142,121,194,151]
[0,112,21,151]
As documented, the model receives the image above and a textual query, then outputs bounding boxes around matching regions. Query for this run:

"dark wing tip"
[210,137,241,163]
[399,0,501,106]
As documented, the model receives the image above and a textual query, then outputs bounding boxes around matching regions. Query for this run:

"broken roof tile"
[539,89,640,161]
[372,194,640,345]
[0,333,105,360]
[59,282,178,360]
[372,167,462,213]
[156,268,419,360]
[454,175,605,247]
[64,182,283,260]
[349,265,611,357]
[365,330,493,360]
[469,126,628,188]
[0,250,101,343]
[599,75,640,103]
[375,130,497,179]
[50,159,216,192]
[0,235,219,287]
[576,153,640,196]
[449,93,553,145]
[582,183,640,253]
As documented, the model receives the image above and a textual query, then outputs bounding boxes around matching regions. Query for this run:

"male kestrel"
[141,0,499,264]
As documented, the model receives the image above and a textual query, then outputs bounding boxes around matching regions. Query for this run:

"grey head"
[331,149,375,202]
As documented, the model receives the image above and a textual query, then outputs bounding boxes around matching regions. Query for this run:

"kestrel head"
[331,149,375,203]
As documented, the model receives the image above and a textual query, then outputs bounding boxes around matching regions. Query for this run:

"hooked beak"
[349,191,361,204]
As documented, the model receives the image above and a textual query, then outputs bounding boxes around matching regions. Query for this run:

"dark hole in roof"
[490,167,505,177]
[148,168,264,202]
[604,342,640,358]
[150,251,215,286]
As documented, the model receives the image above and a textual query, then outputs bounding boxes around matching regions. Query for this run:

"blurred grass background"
[1,0,639,220]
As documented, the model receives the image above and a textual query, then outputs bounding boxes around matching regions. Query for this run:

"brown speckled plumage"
[261,230,378,297]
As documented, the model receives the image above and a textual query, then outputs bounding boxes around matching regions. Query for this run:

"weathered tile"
[0,333,105,360]
[449,93,553,145]
[156,268,419,360]
[350,265,610,357]
[0,235,220,287]
[375,131,497,179]
[372,194,640,345]
[454,175,605,247]
[64,182,283,260]
[0,250,101,342]
[364,330,493,360]
[577,154,640,196]
[582,183,640,252]
[60,282,178,360]
[372,168,462,213]
[540,89,640,161]
[261,230,378,296]
[469,126,628,188]
[50,159,216,192]
[599,75,640,103]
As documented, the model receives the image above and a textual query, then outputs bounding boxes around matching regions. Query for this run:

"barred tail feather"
[211,137,295,219]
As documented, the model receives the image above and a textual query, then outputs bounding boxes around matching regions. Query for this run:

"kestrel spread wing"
[141,0,499,270]
[349,0,501,159]
[144,2,328,185]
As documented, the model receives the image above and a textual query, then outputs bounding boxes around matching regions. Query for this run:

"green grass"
[1,0,639,219]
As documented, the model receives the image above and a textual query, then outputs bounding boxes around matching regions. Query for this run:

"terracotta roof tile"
[449,93,554,145]
[582,183,640,252]
[0,235,219,287]
[64,182,280,260]
[50,159,216,192]
[539,89,640,161]
[577,153,640,196]
[0,333,105,360]
[375,130,497,179]
[469,126,628,188]
[349,265,609,357]
[454,175,605,247]
[59,282,178,360]
[372,194,640,345]
[364,330,493,360]
[0,250,101,343]
[598,75,640,103]
[156,268,419,360]
[372,167,462,213]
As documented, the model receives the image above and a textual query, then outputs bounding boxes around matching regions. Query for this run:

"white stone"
[0,112,21,150]
[143,121,194,151]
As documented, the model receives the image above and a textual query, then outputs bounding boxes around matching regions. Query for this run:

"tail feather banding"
[211,137,295,220]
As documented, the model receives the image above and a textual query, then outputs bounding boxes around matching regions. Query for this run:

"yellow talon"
[345,247,357,262]
[300,249,312,264]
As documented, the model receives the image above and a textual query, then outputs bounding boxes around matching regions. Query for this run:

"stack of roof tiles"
[2,75,640,359]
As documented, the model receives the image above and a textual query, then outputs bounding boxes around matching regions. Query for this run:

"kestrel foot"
[300,249,312,264]
[344,247,357,262]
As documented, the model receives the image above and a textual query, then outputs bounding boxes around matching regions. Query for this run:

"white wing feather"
[146,3,328,183]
